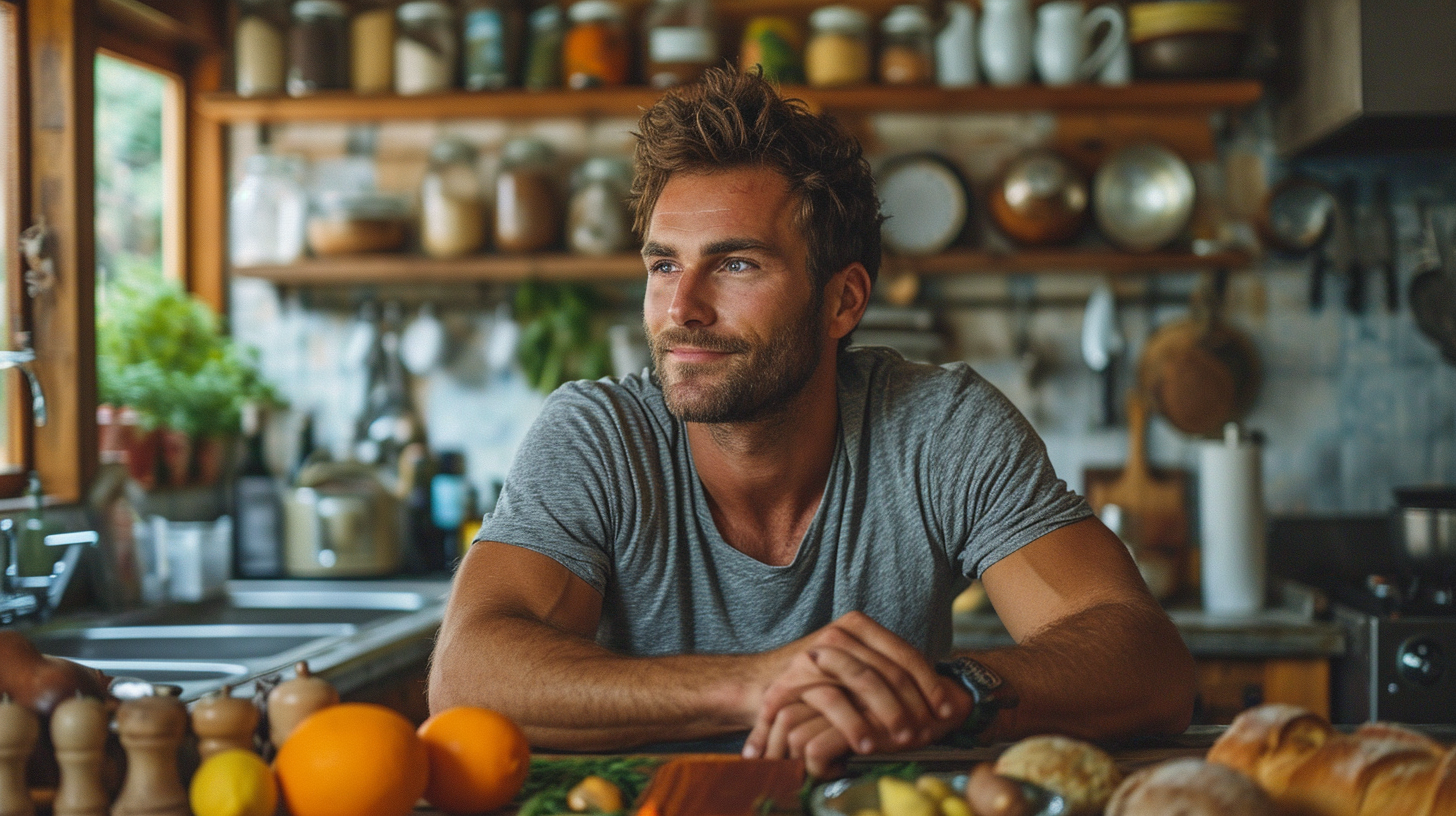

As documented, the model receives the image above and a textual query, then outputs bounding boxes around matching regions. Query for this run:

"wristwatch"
[934,656,1018,746]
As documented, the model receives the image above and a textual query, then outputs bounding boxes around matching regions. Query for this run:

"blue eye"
[724,259,752,273]
[648,261,678,275]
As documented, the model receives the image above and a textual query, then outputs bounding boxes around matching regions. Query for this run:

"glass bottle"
[805,5,871,88]
[234,403,283,579]
[286,0,350,96]
[642,0,717,88]
[230,152,307,266]
[351,0,397,94]
[562,0,630,90]
[420,139,487,259]
[567,157,633,256]
[879,4,935,86]
[395,1,457,95]
[523,2,565,90]
[495,137,561,252]
[464,0,523,90]
[236,0,289,96]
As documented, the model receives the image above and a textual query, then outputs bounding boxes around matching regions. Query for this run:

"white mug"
[1098,29,1133,85]
[1034,1,1126,86]
[979,0,1034,87]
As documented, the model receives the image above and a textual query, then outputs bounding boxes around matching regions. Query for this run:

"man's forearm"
[969,599,1195,743]
[428,610,783,750]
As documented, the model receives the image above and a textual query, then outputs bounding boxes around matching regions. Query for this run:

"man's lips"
[667,347,734,363]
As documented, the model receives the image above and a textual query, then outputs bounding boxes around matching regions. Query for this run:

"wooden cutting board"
[1083,391,1191,599]
[635,757,805,816]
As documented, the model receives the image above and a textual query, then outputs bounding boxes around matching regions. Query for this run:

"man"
[429,68,1195,775]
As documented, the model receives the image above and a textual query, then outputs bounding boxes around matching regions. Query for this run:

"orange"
[417,706,531,814]
[273,703,429,816]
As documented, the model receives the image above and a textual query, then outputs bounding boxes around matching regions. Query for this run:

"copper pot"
[989,149,1089,246]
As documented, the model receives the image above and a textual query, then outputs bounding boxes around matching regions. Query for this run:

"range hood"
[1275,0,1456,156]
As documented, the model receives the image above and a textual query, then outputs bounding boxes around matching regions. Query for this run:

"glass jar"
[495,138,560,253]
[567,157,633,256]
[523,3,565,90]
[286,0,349,96]
[236,0,288,96]
[879,4,934,85]
[463,0,523,90]
[395,1,457,95]
[230,153,307,266]
[739,16,804,84]
[351,0,396,93]
[421,139,487,259]
[805,5,870,88]
[307,192,411,255]
[642,0,717,89]
[562,0,630,90]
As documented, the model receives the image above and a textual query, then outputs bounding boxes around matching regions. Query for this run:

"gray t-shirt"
[479,346,1091,659]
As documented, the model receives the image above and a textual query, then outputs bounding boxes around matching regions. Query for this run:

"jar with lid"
[421,139,487,259]
[230,153,307,265]
[562,0,630,90]
[805,5,871,88]
[236,0,289,96]
[307,192,411,256]
[523,2,565,90]
[567,157,633,256]
[879,4,935,85]
[395,1,457,95]
[463,0,523,90]
[287,0,349,96]
[642,0,717,89]
[739,16,804,84]
[495,138,561,253]
[351,0,396,93]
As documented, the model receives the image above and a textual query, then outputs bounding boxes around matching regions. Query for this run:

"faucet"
[0,347,45,426]
[1,519,97,624]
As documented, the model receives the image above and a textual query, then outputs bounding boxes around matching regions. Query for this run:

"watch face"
[952,657,1004,691]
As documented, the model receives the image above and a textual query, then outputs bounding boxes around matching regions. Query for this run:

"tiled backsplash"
[229,112,1456,517]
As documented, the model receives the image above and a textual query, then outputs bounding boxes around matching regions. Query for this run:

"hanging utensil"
[1257,176,1335,312]
[1081,280,1125,426]
[1342,178,1367,313]
[1409,201,1456,364]
[400,303,446,376]
[1372,177,1397,311]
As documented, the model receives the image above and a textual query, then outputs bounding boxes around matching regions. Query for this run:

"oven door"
[1333,605,1456,724]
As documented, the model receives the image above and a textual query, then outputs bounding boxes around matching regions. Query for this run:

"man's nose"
[667,267,715,327]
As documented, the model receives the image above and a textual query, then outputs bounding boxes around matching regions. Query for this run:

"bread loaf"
[993,735,1121,816]
[1105,758,1279,816]
[1208,704,1456,816]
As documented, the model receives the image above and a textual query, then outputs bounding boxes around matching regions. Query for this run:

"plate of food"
[812,766,1066,816]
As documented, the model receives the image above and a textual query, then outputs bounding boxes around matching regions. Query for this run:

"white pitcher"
[979,0,1034,86]
[1034,1,1126,86]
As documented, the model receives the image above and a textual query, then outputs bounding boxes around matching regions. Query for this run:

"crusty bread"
[993,735,1121,816]
[1105,758,1279,816]
[1208,705,1455,816]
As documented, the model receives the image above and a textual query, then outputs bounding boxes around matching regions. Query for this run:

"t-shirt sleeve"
[475,383,633,594]
[930,371,1093,579]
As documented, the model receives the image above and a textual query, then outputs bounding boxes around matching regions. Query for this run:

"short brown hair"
[630,68,882,293]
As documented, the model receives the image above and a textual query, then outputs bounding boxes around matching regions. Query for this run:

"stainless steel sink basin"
[70,659,251,684]
[121,587,431,627]
[29,623,356,661]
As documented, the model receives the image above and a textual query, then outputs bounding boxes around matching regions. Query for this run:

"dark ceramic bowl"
[1133,31,1247,79]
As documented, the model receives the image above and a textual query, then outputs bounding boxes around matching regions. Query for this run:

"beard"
[646,297,825,424]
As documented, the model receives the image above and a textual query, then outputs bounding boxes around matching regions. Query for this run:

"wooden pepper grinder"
[266,662,337,750]
[0,694,38,816]
[111,694,188,816]
[50,694,110,816]
[190,686,259,760]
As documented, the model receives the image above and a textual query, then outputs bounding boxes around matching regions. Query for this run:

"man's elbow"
[1142,642,1197,736]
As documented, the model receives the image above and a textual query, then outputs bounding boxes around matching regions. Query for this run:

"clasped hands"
[741,612,973,776]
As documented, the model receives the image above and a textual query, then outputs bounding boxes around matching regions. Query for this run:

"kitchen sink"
[66,659,251,684]
[123,587,430,627]
[28,623,356,661]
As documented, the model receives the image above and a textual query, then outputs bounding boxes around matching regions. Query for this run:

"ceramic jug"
[1034,1,1126,86]
[978,0,1033,86]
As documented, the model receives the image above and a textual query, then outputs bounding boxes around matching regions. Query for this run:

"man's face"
[641,167,827,423]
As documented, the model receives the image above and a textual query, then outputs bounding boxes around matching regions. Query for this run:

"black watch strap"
[934,656,1018,746]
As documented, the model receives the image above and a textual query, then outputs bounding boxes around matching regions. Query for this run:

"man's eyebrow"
[641,241,674,259]
[642,237,776,259]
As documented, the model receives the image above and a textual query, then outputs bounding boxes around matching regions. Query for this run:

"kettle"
[283,462,403,577]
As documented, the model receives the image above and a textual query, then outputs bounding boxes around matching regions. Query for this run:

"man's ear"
[825,263,872,341]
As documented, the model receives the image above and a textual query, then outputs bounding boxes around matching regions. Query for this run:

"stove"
[1325,575,1456,724]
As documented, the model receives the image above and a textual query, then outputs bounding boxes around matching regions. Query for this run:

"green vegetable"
[512,280,614,393]
[516,757,661,816]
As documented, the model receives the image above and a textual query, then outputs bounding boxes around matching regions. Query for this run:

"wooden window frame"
[0,0,28,499]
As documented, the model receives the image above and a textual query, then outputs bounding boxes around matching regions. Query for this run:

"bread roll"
[993,735,1121,816]
[1105,758,1279,816]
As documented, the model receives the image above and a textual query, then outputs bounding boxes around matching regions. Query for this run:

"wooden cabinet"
[1194,657,1330,724]
[191,80,1261,293]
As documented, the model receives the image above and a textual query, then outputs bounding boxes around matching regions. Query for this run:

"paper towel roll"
[1199,424,1265,616]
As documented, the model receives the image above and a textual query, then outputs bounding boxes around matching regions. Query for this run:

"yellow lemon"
[189,749,278,816]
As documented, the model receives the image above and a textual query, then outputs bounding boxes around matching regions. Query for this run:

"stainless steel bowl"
[1093,142,1196,252]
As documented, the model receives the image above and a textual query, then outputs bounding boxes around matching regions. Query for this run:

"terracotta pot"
[125,426,161,490]
[159,427,193,488]
[193,435,232,486]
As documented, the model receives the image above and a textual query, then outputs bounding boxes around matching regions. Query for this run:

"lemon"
[189,749,278,816]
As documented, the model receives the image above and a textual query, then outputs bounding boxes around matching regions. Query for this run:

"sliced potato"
[879,777,937,816]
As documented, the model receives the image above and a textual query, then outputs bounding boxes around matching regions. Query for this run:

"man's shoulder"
[540,371,674,436]
[840,345,1003,407]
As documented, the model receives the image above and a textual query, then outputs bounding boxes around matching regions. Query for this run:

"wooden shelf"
[197,81,1263,124]
[233,248,1251,286]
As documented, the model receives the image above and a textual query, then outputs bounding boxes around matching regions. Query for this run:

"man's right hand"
[742,612,969,761]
